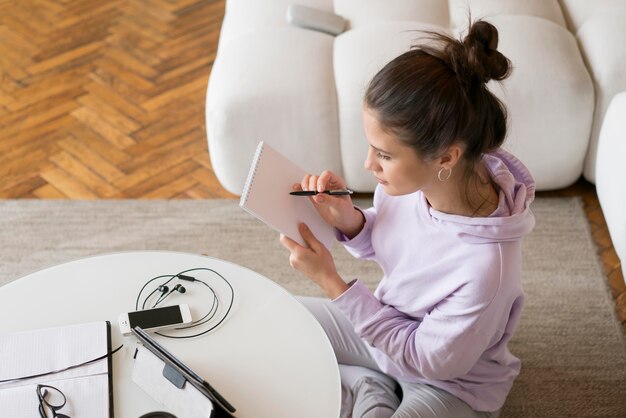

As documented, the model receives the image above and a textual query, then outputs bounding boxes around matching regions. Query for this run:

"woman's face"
[362,107,439,196]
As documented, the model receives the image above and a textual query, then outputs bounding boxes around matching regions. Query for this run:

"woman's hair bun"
[417,20,511,91]
[461,20,511,84]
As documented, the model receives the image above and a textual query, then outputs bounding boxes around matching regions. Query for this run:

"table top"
[0,251,341,418]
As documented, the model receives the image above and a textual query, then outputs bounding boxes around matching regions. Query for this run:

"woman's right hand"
[296,170,365,239]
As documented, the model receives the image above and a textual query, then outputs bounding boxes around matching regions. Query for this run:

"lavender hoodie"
[332,148,535,412]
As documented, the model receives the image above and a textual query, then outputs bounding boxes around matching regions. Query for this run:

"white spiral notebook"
[239,141,335,250]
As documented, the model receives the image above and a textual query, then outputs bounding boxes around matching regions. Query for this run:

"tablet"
[131,327,236,416]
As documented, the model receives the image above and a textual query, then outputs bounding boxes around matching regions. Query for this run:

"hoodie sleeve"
[332,253,508,381]
[335,206,377,260]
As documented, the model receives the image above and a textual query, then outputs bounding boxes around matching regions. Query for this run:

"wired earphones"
[135,267,235,339]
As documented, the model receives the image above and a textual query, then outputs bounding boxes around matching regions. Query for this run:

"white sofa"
[205,0,626,277]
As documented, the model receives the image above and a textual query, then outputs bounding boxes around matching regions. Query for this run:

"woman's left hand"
[279,223,349,299]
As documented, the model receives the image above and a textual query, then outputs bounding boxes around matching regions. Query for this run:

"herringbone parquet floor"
[0,0,624,333]
[1,0,233,199]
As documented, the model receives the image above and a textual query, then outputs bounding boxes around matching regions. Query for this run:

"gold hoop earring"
[438,167,452,181]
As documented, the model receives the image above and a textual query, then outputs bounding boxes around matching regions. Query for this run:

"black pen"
[290,189,354,196]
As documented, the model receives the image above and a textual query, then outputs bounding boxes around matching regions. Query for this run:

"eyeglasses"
[37,384,71,418]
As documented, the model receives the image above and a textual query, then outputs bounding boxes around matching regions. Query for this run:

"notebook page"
[240,141,335,250]
[0,321,109,390]
[0,374,109,418]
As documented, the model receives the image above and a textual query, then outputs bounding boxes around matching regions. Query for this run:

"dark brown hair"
[364,20,512,210]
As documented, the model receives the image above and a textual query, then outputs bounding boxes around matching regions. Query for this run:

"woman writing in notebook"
[279,20,535,418]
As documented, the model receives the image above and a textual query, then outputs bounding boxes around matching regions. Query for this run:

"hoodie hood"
[419,148,536,244]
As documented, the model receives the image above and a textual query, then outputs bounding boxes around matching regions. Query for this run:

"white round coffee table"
[0,251,341,417]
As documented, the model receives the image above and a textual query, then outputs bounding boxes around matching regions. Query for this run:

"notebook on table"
[0,321,114,418]
[240,141,335,250]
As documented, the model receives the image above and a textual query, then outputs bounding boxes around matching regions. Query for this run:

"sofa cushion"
[450,0,566,29]
[218,0,334,47]
[206,28,342,194]
[476,15,593,190]
[574,9,626,182]
[334,0,449,29]
[596,92,626,276]
[558,0,625,33]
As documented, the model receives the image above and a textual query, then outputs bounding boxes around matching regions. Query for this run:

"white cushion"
[218,0,333,47]
[206,28,342,195]
[334,0,449,29]
[596,92,626,277]
[558,0,626,33]
[334,22,450,191]
[475,16,593,190]
[450,0,566,30]
[575,11,626,182]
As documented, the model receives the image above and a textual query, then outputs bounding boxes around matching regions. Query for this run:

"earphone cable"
[136,267,235,339]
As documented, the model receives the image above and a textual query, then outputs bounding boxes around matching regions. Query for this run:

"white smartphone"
[118,304,193,336]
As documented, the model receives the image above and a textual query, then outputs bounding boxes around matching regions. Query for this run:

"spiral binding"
[240,141,265,205]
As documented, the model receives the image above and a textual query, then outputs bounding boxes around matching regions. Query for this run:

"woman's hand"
[280,223,349,299]
[297,170,365,239]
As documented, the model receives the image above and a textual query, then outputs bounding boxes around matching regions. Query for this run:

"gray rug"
[1,198,625,417]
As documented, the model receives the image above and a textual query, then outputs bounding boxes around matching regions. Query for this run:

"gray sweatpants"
[298,297,501,418]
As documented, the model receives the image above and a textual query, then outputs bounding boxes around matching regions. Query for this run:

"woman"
[280,20,535,418]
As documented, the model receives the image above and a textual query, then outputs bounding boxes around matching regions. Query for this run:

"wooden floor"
[1,0,624,333]
[0,0,234,199]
